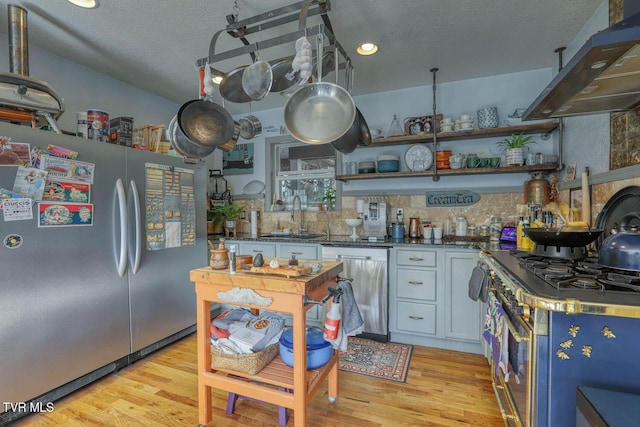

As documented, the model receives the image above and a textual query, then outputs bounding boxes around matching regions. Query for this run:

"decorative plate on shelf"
[404,144,433,171]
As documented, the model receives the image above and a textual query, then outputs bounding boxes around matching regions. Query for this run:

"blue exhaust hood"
[523,11,640,120]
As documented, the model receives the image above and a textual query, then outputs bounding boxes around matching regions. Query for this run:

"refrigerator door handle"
[130,180,142,274]
[115,178,128,277]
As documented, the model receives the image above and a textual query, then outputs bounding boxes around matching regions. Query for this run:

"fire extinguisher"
[323,294,342,341]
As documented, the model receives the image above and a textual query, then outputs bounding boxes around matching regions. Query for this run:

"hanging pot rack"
[195,0,352,93]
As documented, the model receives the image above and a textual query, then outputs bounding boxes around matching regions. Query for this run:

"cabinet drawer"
[240,242,276,257]
[396,269,437,301]
[396,250,436,267]
[395,301,437,335]
[279,243,319,260]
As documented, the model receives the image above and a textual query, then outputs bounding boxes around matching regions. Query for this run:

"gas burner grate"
[557,275,603,290]
[508,251,640,293]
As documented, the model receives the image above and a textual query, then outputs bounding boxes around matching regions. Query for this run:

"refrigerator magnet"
[37,202,94,227]
[3,234,23,249]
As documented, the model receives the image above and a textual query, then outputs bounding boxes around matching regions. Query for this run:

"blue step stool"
[226,388,292,425]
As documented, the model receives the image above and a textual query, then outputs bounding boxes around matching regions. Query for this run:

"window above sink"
[266,136,341,212]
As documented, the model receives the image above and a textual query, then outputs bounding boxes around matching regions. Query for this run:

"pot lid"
[279,326,330,350]
[219,66,251,104]
[270,56,298,92]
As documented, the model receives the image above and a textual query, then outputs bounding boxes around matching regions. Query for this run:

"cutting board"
[244,264,312,277]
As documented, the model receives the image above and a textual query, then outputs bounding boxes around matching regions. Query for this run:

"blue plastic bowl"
[377,159,399,172]
[279,327,333,370]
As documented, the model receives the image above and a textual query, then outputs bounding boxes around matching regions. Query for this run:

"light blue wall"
[0,33,180,133]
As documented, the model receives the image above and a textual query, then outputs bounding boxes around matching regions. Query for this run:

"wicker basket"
[211,343,279,376]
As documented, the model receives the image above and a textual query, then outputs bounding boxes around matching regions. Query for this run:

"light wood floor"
[13,334,504,426]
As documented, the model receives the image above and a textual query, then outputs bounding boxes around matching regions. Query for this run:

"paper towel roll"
[250,211,258,237]
[356,199,365,214]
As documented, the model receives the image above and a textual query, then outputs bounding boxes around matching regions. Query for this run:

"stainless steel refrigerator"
[0,123,207,423]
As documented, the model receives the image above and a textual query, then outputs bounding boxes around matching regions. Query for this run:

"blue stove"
[480,249,640,427]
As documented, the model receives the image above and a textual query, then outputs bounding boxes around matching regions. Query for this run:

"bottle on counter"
[228,244,237,274]
[522,219,534,250]
[517,217,524,249]
[490,216,502,241]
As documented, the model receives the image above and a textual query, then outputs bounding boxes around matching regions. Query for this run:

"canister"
[87,109,110,142]
[455,217,468,237]
[76,111,88,138]
[391,223,404,239]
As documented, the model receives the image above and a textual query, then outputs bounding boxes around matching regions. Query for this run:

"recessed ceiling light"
[357,42,378,56]
[67,0,99,9]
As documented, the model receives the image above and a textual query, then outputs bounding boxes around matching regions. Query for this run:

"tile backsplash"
[235,192,526,237]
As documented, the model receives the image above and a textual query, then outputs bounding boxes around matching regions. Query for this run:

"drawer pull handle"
[409,257,424,261]
[409,315,424,320]
[408,281,423,285]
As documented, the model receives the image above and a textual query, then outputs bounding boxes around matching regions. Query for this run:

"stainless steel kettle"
[598,212,640,271]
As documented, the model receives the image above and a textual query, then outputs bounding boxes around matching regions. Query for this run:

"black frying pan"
[177,99,235,149]
[524,227,603,247]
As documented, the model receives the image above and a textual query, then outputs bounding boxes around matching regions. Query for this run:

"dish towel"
[483,292,508,377]
[506,307,526,384]
[327,279,364,352]
[468,264,490,303]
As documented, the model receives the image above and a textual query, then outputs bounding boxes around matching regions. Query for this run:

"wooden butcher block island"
[190,259,343,427]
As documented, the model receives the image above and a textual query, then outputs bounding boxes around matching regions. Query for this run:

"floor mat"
[339,337,413,383]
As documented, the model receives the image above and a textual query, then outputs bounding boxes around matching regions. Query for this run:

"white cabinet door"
[444,250,481,342]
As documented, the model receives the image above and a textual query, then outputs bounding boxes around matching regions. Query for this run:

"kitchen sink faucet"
[291,195,306,233]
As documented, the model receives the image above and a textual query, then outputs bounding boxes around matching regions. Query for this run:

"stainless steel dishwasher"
[321,245,389,342]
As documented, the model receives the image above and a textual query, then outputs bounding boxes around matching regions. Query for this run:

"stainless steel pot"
[598,213,640,271]
[177,98,235,149]
[239,103,262,140]
[283,34,355,144]
[218,121,240,152]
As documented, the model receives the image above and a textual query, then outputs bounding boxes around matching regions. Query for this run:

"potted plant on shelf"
[496,133,536,166]
[209,202,244,237]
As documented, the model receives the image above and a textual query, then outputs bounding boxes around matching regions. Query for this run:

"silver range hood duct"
[523,10,640,120]
[0,4,64,133]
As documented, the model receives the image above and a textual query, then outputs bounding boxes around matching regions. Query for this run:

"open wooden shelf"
[337,163,560,181]
[364,122,559,148]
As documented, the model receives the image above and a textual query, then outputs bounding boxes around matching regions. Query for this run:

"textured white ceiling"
[0,0,603,115]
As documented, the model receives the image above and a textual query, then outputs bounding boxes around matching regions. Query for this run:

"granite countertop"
[208,233,489,250]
